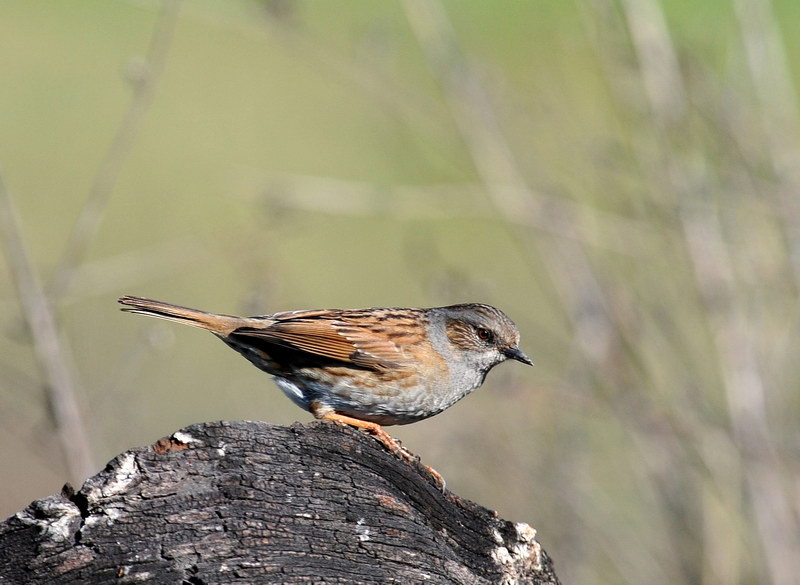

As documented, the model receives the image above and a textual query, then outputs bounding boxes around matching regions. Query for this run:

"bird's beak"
[504,345,533,366]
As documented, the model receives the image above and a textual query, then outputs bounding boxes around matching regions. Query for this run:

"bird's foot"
[318,412,446,491]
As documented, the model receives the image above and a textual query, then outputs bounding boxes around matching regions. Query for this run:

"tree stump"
[0,420,559,584]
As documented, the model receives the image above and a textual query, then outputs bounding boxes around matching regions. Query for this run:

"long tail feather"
[118,296,243,335]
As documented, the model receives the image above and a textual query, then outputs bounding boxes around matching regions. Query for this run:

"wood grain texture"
[0,420,559,585]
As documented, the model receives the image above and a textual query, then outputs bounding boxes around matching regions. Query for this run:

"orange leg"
[315,409,446,490]
[319,411,404,453]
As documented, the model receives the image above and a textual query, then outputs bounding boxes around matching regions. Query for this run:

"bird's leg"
[318,411,407,456]
[313,407,446,490]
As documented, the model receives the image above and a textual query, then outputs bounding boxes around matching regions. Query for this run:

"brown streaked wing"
[233,314,408,370]
[265,308,337,321]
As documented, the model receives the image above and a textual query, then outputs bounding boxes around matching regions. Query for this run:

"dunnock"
[118,296,531,473]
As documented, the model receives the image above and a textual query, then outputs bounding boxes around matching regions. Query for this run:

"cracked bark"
[0,420,560,584]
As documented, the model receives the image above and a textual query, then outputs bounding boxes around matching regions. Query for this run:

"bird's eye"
[476,327,493,342]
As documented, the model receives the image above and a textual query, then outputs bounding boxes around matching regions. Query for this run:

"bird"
[118,296,532,478]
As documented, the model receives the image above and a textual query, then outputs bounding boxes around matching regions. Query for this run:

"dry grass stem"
[0,174,95,484]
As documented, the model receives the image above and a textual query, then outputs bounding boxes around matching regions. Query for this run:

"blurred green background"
[2,1,800,583]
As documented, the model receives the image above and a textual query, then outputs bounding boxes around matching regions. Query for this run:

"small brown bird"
[119,296,531,467]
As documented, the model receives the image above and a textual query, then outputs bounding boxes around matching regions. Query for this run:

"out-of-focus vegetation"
[2,1,799,583]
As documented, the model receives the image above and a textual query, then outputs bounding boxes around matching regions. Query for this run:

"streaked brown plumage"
[118,296,531,481]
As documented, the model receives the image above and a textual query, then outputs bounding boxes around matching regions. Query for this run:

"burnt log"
[0,420,559,584]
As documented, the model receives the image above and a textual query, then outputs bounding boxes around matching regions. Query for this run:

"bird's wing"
[233,311,409,370]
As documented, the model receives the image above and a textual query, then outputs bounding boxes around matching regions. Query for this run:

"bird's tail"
[118,296,243,336]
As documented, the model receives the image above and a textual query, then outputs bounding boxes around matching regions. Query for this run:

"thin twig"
[619,0,687,125]
[733,0,800,190]
[47,0,181,302]
[252,172,653,255]
[0,174,95,483]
